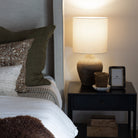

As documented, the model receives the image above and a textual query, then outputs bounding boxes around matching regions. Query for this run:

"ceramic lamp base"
[77,55,103,86]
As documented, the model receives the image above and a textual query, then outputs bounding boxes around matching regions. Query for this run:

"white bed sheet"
[0,96,78,138]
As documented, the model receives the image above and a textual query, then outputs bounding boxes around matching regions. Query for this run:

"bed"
[0,0,78,138]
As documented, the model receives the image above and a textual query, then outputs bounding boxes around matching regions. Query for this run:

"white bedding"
[0,96,78,138]
[0,66,62,108]
[18,76,62,108]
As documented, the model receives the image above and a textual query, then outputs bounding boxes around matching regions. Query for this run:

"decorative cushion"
[0,25,55,86]
[0,39,33,95]
[15,39,34,92]
[16,63,26,92]
[0,39,34,66]
[0,43,11,66]
[0,65,22,96]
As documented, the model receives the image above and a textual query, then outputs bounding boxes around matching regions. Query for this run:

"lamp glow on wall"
[73,17,108,86]
[70,0,113,10]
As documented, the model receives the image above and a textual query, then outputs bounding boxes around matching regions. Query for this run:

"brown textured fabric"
[16,62,27,92]
[0,39,34,66]
[0,115,55,138]
[0,44,11,66]
[16,39,34,92]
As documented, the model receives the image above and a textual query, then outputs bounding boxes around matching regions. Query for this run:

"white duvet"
[0,96,78,138]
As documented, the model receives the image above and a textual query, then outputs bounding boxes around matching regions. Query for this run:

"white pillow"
[0,65,22,96]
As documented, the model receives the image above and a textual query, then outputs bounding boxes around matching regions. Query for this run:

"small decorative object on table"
[94,72,109,87]
[87,115,118,137]
[93,72,110,91]
[109,66,126,89]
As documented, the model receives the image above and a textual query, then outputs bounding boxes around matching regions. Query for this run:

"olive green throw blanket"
[0,25,55,86]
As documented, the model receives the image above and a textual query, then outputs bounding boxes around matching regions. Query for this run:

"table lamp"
[73,17,108,86]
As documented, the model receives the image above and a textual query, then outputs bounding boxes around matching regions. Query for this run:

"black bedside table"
[68,81,137,138]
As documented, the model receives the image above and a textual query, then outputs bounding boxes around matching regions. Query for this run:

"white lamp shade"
[73,17,108,54]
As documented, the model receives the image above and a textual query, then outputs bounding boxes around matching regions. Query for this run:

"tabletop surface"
[68,81,137,95]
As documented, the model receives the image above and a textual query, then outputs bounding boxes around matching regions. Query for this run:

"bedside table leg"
[133,109,136,138]
[128,111,131,137]
[68,96,73,120]
[68,105,72,120]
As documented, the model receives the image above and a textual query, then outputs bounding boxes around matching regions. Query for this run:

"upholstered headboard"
[0,0,64,95]
[53,0,64,96]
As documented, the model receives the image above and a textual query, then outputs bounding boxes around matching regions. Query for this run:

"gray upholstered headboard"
[53,0,64,96]
[0,0,64,95]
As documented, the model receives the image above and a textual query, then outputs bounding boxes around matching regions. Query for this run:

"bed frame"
[53,0,64,96]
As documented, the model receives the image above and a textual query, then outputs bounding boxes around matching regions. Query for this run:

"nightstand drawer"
[72,95,131,110]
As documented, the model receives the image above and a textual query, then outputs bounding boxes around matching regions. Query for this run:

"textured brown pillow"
[0,39,34,66]
[15,39,34,92]
[0,43,11,66]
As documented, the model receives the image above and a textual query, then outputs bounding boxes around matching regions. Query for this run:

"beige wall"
[63,0,138,124]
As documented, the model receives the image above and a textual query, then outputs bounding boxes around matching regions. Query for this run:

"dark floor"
[137,131,138,138]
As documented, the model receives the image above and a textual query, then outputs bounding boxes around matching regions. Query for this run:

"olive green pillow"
[0,25,55,86]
